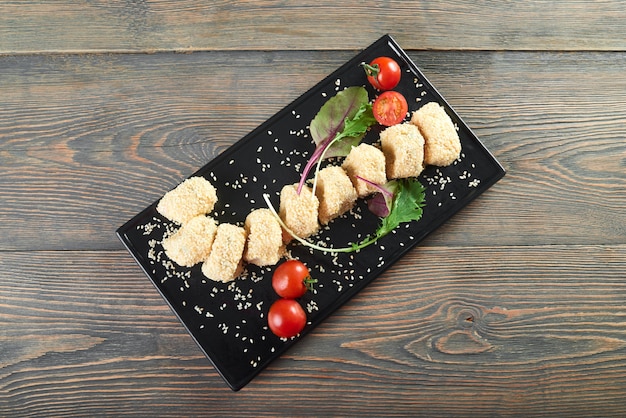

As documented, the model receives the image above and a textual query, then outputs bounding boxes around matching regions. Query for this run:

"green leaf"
[298,87,376,194]
[310,86,370,147]
[322,102,376,159]
[378,178,426,236]
[265,179,426,254]
[349,178,425,251]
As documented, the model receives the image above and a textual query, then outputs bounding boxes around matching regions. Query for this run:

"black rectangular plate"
[117,34,505,391]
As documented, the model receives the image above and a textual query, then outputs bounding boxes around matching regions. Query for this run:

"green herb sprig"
[265,178,425,254]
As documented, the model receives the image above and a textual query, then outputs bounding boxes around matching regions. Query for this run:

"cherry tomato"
[272,259,316,299]
[362,57,402,91]
[268,299,307,338]
[372,91,408,126]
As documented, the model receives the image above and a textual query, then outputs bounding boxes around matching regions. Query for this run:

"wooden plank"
[1,51,624,251]
[1,1,625,54]
[1,246,625,415]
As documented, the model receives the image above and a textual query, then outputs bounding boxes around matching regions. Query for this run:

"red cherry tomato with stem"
[272,259,317,299]
[362,57,402,91]
[372,91,409,126]
[268,298,307,338]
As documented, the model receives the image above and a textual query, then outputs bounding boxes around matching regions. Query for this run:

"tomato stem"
[303,275,318,292]
[360,62,380,78]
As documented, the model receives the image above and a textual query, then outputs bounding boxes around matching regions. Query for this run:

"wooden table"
[2,2,625,416]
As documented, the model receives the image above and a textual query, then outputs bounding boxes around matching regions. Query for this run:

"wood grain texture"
[1,51,624,251]
[1,1,626,54]
[1,246,625,416]
[2,1,626,415]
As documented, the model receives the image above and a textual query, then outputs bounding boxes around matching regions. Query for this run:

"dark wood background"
[1,1,625,416]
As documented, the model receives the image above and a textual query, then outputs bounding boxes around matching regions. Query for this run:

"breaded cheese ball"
[156,176,218,224]
[162,215,217,267]
[410,102,461,166]
[380,123,425,179]
[244,208,284,267]
[315,166,358,225]
[279,183,319,239]
[341,143,387,197]
[202,223,247,283]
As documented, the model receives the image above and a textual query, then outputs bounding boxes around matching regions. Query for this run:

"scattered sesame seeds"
[138,221,159,235]
[459,170,471,180]
[128,64,489,376]
[306,300,319,313]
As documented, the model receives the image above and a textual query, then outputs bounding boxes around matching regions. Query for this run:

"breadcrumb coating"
[202,223,247,283]
[380,123,425,179]
[315,166,358,225]
[342,143,387,197]
[156,176,218,224]
[244,208,284,266]
[410,102,461,166]
[161,215,217,267]
[279,183,319,239]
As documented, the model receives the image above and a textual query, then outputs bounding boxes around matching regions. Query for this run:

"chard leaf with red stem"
[297,86,376,194]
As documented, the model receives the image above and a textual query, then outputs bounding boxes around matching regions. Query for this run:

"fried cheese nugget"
[315,166,358,225]
[156,176,218,224]
[201,223,247,283]
[161,215,217,267]
[279,183,319,239]
[380,123,425,179]
[244,208,284,267]
[341,143,387,197]
[410,102,461,167]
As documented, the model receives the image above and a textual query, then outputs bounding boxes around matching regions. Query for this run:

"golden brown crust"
[315,166,358,225]
[279,183,320,239]
[161,215,217,267]
[244,208,284,266]
[202,223,247,283]
[410,102,461,166]
[341,143,387,197]
[156,176,218,224]
[380,123,425,179]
